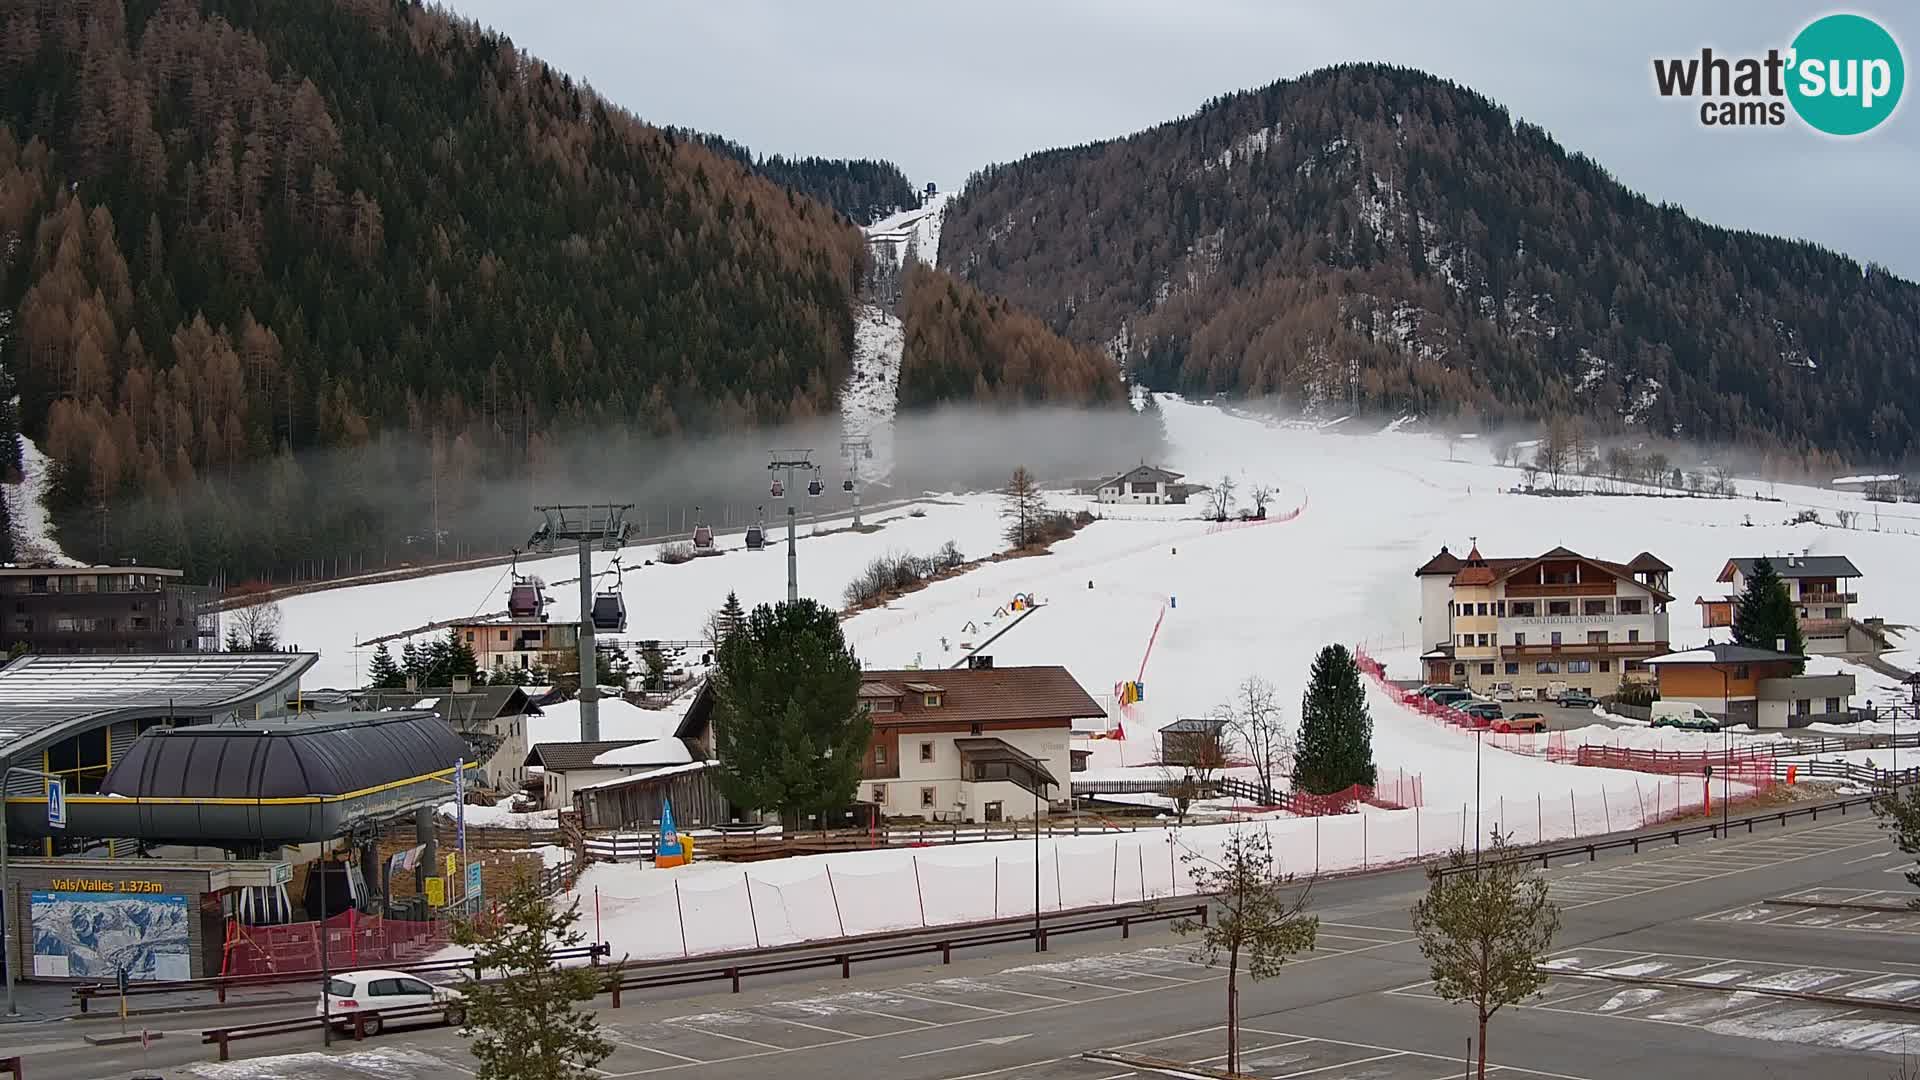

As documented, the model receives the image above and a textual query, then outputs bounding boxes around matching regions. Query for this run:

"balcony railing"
[1502,641,1668,658]
[1796,591,1857,605]
[1503,582,1618,598]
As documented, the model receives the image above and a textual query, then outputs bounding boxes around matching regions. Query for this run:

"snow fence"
[574,773,1707,962]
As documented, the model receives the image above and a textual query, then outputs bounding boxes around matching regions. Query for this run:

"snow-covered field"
[281,391,1920,961]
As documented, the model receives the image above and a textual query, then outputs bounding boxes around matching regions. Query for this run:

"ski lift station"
[0,653,475,983]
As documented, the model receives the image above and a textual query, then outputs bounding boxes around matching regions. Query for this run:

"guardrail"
[2,1055,20,1080]
[75,943,608,1012]
[601,902,1207,1005]
[203,1001,457,1061]
[1435,794,1883,877]
[194,902,1204,1062]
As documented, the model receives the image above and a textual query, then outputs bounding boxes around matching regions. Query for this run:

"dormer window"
[925,694,943,707]
[905,681,945,707]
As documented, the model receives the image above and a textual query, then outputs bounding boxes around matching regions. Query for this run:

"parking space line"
[608,1038,715,1065]
[674,1024,787,1051]
[888,988,1013,1014]
[1237,1028,1597,1080]
[849,1006,942,1028]
[748,1012,870,1039]
[954,975,1111,998]
[1270,1051,1407,1077]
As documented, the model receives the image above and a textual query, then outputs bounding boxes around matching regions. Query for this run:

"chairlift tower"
[767,451,820,603]
[840,435,872,528]
[529,503,633,741]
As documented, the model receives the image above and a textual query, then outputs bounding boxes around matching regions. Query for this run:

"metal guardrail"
[74,944,608,1011]
[602,903,1208,1005]
[194,902,1205,1062]
[1435,794,1883,877]
[203,1000,459,1061]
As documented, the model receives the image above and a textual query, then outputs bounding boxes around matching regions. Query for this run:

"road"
[10,802,1918,1079]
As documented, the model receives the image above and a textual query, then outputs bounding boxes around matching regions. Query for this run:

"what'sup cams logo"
[1653,13,1904,135]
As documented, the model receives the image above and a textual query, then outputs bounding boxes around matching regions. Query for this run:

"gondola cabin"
[692,524,715,552]
[807,477,824,497]
[842,477,855,492]
[507,577,548,619]
[770,479,785,498]
[744,524,766,550]
[590,590,627,633]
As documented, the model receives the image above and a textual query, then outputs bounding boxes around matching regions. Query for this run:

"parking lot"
[1391,945,1920,1058]
[1701,886,1920,935]
[1539,817,1885,907]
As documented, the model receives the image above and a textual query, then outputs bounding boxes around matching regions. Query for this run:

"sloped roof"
[859,665,1104,726]
[1722,556,1862,581]
[952,736,1057,785]
[1627,552,1673,573]
[1103,465,1183,486]
[1646,643,1805,666]
[524,739,644,771]
[1414,546,1464,577]
[0,652,317,766]
[1160,717,1227,734]
[1449,547,1675,602]
[362,685,537,720]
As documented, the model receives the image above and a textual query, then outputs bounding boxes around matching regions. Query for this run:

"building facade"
[856,664,1102,822]
[0,565,216,654]
[1696,555,1876,655]
[1646,644,1855,728]
[362,684,536,792]
[452,618,579,674]
[1095,465,1188,505]
[1416,545,1673,696]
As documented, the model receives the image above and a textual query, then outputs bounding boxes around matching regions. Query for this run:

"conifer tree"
[367,642,403,689]
[711,599,869,825]
[400,640,422,684]
[1294,644,1377,795]
[1731,557,1805,673]
[450,877,612,1080]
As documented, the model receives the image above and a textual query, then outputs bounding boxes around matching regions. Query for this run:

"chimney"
[1775,637,1786,653]
[452,674,471,694]
[968,655,994,670]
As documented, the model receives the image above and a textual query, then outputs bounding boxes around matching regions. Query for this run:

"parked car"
[1650,701,1721,732]
[317,970,466,1034]
[1415,684,1461,700]
[1494,712,1549,734]
[1462,701,1504,722]
[1430,689,1476,708]
[1558,691,1599,709]
[1490,683,1518,701]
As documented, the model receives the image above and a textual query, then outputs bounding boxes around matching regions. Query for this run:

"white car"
[317,969,466,1034]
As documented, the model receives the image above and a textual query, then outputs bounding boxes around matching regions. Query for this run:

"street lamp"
[1035,776,1047,953]
[1473,727,1484,864]
[0,763,62,1018]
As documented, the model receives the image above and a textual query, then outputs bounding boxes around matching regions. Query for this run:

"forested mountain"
[943,64,1920,465]
[0,0,868,576]
[674,130,918,226]
[897,263,1120,408]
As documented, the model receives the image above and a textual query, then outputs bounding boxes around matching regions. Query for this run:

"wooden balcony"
[1797,591,1857,605]
[1503,581,1618,598]
[1502,641,1668,658]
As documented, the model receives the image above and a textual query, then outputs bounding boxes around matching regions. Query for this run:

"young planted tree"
[1874,785,1920,907]
[1731,556,1806,672]
[639,643,669,691]
[1208,474,1237,520]
[707,590,747,647]
[1219,676,1291,802]
[711,599,870,825]
[450,877,612,1080]
[1002,466,1046,549]
[1174,828,1318,1072]
[1294,644,1376,796]
[366,642,404,689]
[1410,833,1562,1080]
[1247,483,1274,519]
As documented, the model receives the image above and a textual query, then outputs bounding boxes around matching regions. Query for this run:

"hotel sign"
[1509,615,1621,626]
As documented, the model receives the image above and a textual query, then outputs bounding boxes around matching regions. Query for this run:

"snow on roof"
[577,759,713,792]
[526,697,684,750]
[1832,474,1901,485]
[411,697,440,709]
[591,738,694,768]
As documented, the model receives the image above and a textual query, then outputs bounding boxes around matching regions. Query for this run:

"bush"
[1790,509,1820,525]
[1030,509,1094,546]
[843,542,964,606]
[657,541,695,565]
[1611,679,1657,708]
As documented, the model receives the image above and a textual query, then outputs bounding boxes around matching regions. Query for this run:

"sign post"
[425,877,445,907]
[46,777,66,830]
[466,862,483,900]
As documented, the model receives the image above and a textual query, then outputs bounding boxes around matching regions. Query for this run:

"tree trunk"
[1226,945,1240,1073]
[1476,1012,1489,1080]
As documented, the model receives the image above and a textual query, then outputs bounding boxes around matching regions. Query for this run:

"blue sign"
[46,777,66,830]
[454,758,466,852]
[466,862,483,899]
[656,798,683,859]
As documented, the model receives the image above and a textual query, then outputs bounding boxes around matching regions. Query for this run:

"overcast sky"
[445,1,1919,278]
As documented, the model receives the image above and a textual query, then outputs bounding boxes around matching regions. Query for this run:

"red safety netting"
[221,910,462,977]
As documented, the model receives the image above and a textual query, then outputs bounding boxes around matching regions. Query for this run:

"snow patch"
[184,1049,455,1079]
[1598,987,1662,1012]
[3,435,84,566]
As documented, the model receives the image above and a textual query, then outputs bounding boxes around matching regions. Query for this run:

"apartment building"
[0,564,216,654]
[1696,555,1878,655]
[451,617,580,674]
[856,661,1103,822]
[1415,544,1673,696]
